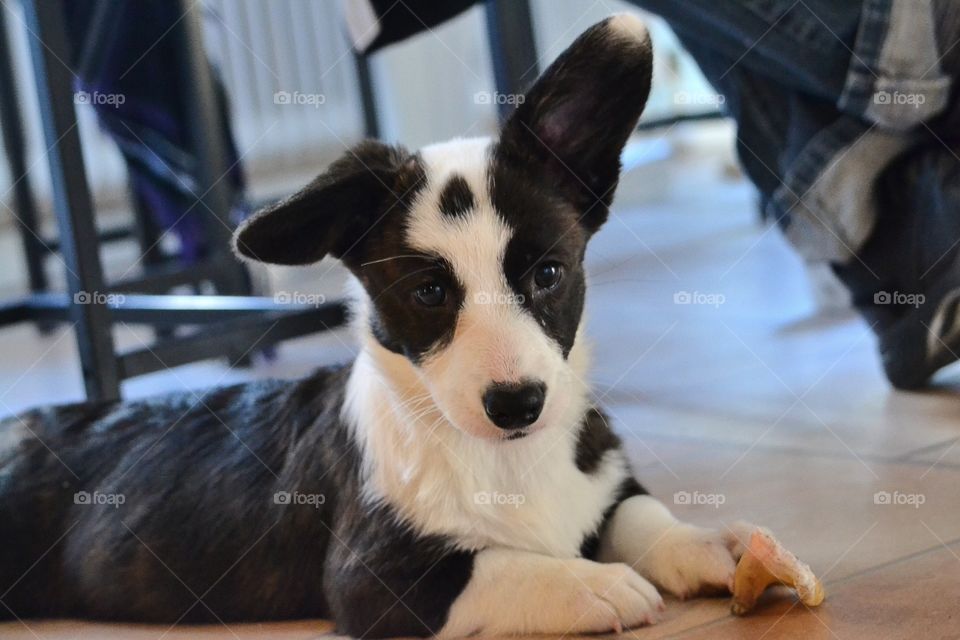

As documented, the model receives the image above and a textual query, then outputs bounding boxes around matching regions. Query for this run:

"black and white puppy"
[0,15,753,638]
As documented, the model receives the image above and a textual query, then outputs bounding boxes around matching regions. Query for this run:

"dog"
[0,15,756,638]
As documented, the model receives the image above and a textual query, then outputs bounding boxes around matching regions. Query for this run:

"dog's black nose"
[483,381,546,430]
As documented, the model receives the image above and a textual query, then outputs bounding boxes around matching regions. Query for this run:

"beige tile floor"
[2,127,959,638]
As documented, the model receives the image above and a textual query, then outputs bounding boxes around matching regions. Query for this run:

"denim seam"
[839,0,892,116]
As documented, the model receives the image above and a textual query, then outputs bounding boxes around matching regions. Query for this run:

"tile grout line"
[891,435,960,463]
[607,404,960,471]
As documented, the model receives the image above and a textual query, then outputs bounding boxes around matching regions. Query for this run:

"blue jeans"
[631,0,959,265]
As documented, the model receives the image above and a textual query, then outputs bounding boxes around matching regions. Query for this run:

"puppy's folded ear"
[233,141,420,266]
[496,14,653,232]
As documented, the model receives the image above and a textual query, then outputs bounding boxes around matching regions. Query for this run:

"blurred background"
[1,0,717,217]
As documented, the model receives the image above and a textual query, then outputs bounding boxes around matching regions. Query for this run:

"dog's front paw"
[559,558,664,633]
[635,521,755,599]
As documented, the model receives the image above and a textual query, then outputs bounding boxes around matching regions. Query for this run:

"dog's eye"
[413,282,446,307]
[533,262,563,290]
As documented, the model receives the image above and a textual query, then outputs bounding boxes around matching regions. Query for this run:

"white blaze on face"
[404,137,569,439]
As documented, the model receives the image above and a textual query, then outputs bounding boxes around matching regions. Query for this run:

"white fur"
[597,495,751,598]
[606,13,650,43]
[439,548,663,637]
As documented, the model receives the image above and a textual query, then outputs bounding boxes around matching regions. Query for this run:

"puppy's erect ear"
[233,141,421,266]
[496,14,653,232]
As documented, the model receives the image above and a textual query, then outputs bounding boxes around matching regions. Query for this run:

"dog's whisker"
[407,405,442,424]
[360,254,434,267]
[390,391,433,413]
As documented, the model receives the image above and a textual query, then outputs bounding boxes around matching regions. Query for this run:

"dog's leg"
[596,495,755,599]
[440,548,664,637]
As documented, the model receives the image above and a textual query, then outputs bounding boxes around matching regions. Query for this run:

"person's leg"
[834,142,960,388]
[634,0,960,387]
[631,0,860,103]
[628,0,863,234]
[674,37,843,232]
[628,1,857,239]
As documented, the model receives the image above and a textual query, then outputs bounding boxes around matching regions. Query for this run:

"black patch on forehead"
[437,174,475,218]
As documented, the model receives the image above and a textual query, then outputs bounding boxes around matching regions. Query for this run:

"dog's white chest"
[359,414,627,557]
[433,439,627,556]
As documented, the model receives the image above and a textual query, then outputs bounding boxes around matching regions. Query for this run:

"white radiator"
[202,0,365,196]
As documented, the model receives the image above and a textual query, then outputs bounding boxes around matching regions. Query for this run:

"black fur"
[489,16,652,357]
[2,371,345,622]
[234,142,464,363]
[494,15,653,233]
[325,503,475,637]
[363,252,465,364]
[233,141,424,266]
[0,369,474,636]
[437,174,475,218]
[575,407,623,473]
[492,168,588,358]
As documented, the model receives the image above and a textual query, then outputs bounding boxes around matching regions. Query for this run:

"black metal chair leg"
[22,0,121,402]
[354,52,381,139]
[0,6,48,295]
[484,0,539,121]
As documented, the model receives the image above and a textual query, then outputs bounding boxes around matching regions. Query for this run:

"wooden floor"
[2,133,958,639]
